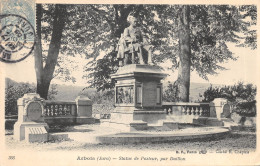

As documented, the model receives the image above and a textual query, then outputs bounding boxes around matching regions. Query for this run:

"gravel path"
[5,124,256,152]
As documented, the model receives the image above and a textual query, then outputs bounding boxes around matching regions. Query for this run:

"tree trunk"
[176,6,191,102]
[34,4,66,99]
[35,4,45,98]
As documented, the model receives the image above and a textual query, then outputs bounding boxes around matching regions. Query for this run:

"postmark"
[0,14,35,63]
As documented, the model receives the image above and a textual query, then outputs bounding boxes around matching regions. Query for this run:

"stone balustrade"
[43,97,95,125]
[162,102,210,117]
[162,102,210,123]
[44,101,77,117]
[91,102,210,122]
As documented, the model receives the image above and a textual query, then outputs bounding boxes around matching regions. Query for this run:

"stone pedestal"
[194,98,235,128]
[14,93,49,142]
[210,98,231,119]
[105,64,167,131]
[25,125,48,143]
[75,96,95,124]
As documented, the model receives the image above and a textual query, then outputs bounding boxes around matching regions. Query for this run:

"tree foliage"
[85,5,256,96]
[203,82,256,102]
[85,51,118,91]
[162,82,180,102]
[79,88,114,105]
[36,4,256,101]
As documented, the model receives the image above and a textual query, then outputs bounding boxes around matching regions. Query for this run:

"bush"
[202,82,256,116]
[80,88,115,104]
[5,78,57,116]
[235,100,256,117]
[163,81,179,102]
[5,82,35,115]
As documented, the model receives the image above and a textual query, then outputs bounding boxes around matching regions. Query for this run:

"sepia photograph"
[1,0,259,165]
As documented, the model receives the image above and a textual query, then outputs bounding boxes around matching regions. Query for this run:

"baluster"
[199,107,203,116]
[45,106,48,116]
[196,107,200,115]
[47,105,50,116]
[54,105,57,116]
[188,106,191,115]
[52,105,54,116]
[62,105,65,115]
[59,105,63,115]
[64,105,67,115]
[201,107,204,116]
[48,107,51,116]
[198,107,201,115]
[168,108,172,114]
[192,107,195,115]
[182,106,186,115]
[50,105,54,116]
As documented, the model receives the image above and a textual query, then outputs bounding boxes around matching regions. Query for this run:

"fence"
[44,101,77,117]
[44,101,77,124]
[162,102,210,117]
[6,99,212,128]
[162,102,210,123]
[44,101,211,122]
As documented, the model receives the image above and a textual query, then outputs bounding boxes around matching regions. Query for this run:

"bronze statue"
[116,15,153,66]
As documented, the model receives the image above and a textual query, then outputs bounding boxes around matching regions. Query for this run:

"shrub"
[163,81,180,102]
[202,82,256,116]
[5,78,57,116]
[80,88,115,104]
[5,82,35,115]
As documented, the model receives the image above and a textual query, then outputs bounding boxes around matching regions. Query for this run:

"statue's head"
[127,15,137,26]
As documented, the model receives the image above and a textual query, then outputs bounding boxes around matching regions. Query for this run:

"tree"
[87,5,256,102]
[35,4,112,99]
[86,5,177,90]
[35,4,256,102]
[35,4,67,99]
[161,5,257,101]
[176,6,191,101]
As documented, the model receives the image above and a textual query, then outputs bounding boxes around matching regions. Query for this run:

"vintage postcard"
[0,0,259,165]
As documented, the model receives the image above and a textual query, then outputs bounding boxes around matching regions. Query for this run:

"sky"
[2,42,258,87]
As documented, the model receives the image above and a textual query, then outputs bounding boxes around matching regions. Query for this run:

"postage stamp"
[0,14,35,63]
[1,0,35,27]
[0,0,35,63]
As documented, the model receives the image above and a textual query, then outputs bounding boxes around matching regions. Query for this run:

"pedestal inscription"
[27,102,43,121]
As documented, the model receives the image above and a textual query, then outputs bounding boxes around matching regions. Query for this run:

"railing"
[44,101,77,117]
[162,102,210,117]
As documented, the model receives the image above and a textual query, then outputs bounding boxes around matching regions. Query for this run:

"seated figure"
[116,15,153,66]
